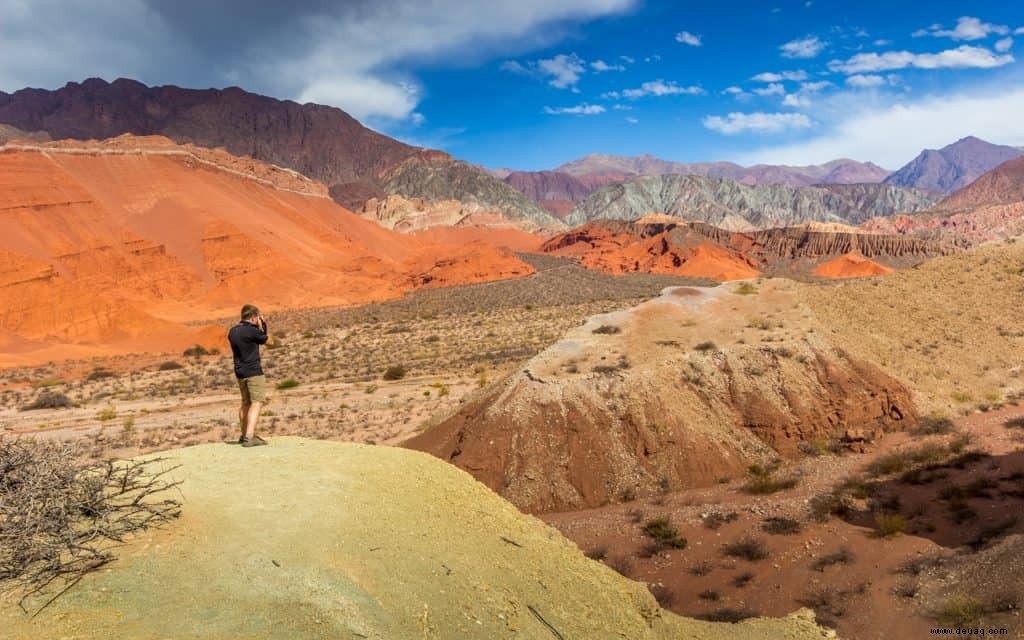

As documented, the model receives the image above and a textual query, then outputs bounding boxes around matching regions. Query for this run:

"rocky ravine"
[406,280,916,513]
[566,175,938,229]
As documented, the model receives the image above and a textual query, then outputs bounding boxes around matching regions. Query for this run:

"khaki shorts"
[238,375,268,404]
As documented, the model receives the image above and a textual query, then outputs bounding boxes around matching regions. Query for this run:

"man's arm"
[253,315,269,345]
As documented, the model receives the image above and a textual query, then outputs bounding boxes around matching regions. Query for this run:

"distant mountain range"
[883,136,1024,193]
[0,78,561,229]
[565,175,939,229]
[554,153,892,187]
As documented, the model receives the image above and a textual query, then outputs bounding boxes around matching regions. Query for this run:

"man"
[228,304,270,447]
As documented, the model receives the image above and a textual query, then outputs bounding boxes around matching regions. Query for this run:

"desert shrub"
[642,518,687,549]
[722,537,769,561]
[158,361,184,371]
[688,561,714,576]
[866,443,947,477]
[592,325,622,335]
[936,595,982,627]
[913,414,957,436]
[702,511,739,530]
[383,365,407,381]
[871,513,906,538]
[0,439,181,610]
[734,283,758,295]
[182,344,214,357]
[693,341,717,352]
[732,571,755,588]
[761,517,801,535]
[604,555,633,577]
[810,547,855,572]
[20,392,73,411]
[86,368,115,381]
[584,545,608,561]
[96,407,117,422]
[809,490,851,522]
[693,608,756,623]
[648,584,676,608]
[698,589,720,601]
[275,378,300,390]
[744,464,797,494]
[1004,416,1024,430]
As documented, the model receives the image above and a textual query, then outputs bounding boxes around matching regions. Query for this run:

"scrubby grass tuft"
[722,537,769,561]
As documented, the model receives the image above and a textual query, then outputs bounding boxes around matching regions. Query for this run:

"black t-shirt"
[228,320,268,379]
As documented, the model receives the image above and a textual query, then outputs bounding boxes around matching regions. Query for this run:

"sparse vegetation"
[383,365,407,381]
[761,517,801,535]
[693,341,717,352]
[592,325,621,335]
[641,517,687,549]
[810,547,855,572]
[20,392,73,411]
[743,463,798,494]
[158,361,184,371]
[871,513,906,538]
[275,378,300,390]
[0,439,181,609]
[702,511,739,530]
[734,283,758,295]
[721,537,769,561]
[936,595,982,627]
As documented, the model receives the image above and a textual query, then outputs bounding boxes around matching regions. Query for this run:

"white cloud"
[537,53,586,89]
[618,79,705,98]
[626,116,638,124]
[1017,27,1024,35]
[675,30,702,46]
[612,103,632,110]
[752,70,808,82]
[800,81,832,93]
[782,94,810,108]
[780,35,826,59]
[827,45,1014,74]
[846,74,886,88]
[703,111,813,134]
[739,86,1024,167]
[753,83,785,96]
[723,86,745,94]
[620,55,635,63]
[590,59,625,72]
[913,16,1009,41]
[995,38,1014,53]
[543,103,606,115]
[874,39,892,46]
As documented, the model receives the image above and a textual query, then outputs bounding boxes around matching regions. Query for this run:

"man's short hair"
[240,304,260,321]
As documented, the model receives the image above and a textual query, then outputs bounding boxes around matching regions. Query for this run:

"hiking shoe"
[241,436,268,448]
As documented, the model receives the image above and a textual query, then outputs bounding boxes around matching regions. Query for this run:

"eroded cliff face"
[0,136,534,365]
[406,282,916,513]
[540,219,949,281]
[380,152,564,231]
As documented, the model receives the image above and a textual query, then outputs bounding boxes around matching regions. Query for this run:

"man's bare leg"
[239,403,250,441]
[245,401,263,440]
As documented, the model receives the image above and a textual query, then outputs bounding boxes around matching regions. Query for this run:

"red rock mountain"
[0,136,534,366]
[541,218,948,280]
[0,78,559,228]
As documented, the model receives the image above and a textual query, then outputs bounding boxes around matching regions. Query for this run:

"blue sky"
[3,1,1024,170]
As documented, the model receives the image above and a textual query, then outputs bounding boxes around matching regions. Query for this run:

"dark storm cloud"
[1,0,635,123]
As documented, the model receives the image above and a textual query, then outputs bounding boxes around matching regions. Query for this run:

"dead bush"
[0,439,181,611]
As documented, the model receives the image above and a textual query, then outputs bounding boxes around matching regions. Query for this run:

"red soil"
[0,137,533,366]
[813,253,894,279]
[541,221,760,280]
